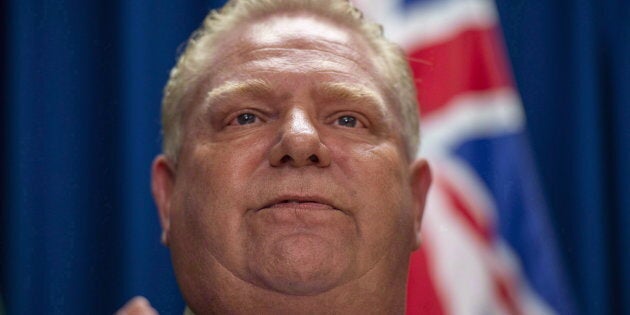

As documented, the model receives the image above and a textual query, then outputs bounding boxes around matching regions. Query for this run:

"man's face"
[153,14,429,303]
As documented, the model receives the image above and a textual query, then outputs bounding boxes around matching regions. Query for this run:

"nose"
[269,109,331,168]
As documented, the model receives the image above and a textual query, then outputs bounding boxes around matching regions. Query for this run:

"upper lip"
[257,195,339,211]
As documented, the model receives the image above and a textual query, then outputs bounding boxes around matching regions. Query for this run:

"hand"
[115,296,159,315]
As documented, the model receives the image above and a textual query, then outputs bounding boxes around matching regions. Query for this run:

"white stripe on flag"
[420,88,525,156]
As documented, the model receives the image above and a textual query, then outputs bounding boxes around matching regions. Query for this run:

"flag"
[353,0,576,314]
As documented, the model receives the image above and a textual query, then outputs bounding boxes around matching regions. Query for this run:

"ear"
[409,158,432,250]
[151,154,176,247]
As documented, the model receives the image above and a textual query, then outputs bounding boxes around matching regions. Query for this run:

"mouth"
[252,195,349,227]
[257,196,340,212]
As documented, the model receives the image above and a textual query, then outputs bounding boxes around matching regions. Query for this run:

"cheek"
[171,138,272,253]
[184,133,272,196]
[333,141,414,234]
[328,141,416,270]
[333,141,407,195]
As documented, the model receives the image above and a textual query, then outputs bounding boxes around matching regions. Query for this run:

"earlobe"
[151,155,176,247]
[409,159,432,250]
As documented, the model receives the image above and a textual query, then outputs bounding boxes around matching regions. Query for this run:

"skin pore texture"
[151,13,431,315]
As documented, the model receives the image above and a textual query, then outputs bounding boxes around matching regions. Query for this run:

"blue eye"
[337,115,357,127]
[235,113,257,125]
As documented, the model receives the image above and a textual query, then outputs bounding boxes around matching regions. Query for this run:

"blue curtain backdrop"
[1,0,628,314]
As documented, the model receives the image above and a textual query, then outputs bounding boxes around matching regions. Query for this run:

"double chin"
[246,231,357,296]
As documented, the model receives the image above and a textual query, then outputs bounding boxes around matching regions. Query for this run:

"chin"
[259,272,342,296]
[249,233,355,296]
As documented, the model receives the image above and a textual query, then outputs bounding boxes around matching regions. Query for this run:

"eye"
[230,112,258,126]
[335,115,364,128]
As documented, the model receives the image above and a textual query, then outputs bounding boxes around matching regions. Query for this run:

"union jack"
[353,1,576,314]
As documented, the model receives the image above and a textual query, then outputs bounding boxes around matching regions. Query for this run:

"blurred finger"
[115,296,159,315]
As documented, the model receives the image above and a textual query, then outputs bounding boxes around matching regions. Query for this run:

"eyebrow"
[312,82,387,116]
[204,79,274,107]
[203,80,387,119]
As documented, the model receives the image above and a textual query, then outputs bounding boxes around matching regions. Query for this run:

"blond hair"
[161,0,420,161]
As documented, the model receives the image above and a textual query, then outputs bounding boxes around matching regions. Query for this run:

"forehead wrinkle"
[242,46,377,79]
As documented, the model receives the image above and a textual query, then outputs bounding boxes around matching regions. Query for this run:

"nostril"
[309,155,319,163]
[281,155,292,164]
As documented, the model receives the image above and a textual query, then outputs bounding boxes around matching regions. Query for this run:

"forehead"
[205,13,384,86]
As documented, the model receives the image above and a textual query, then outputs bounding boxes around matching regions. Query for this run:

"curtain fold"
[495,1,629,314]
